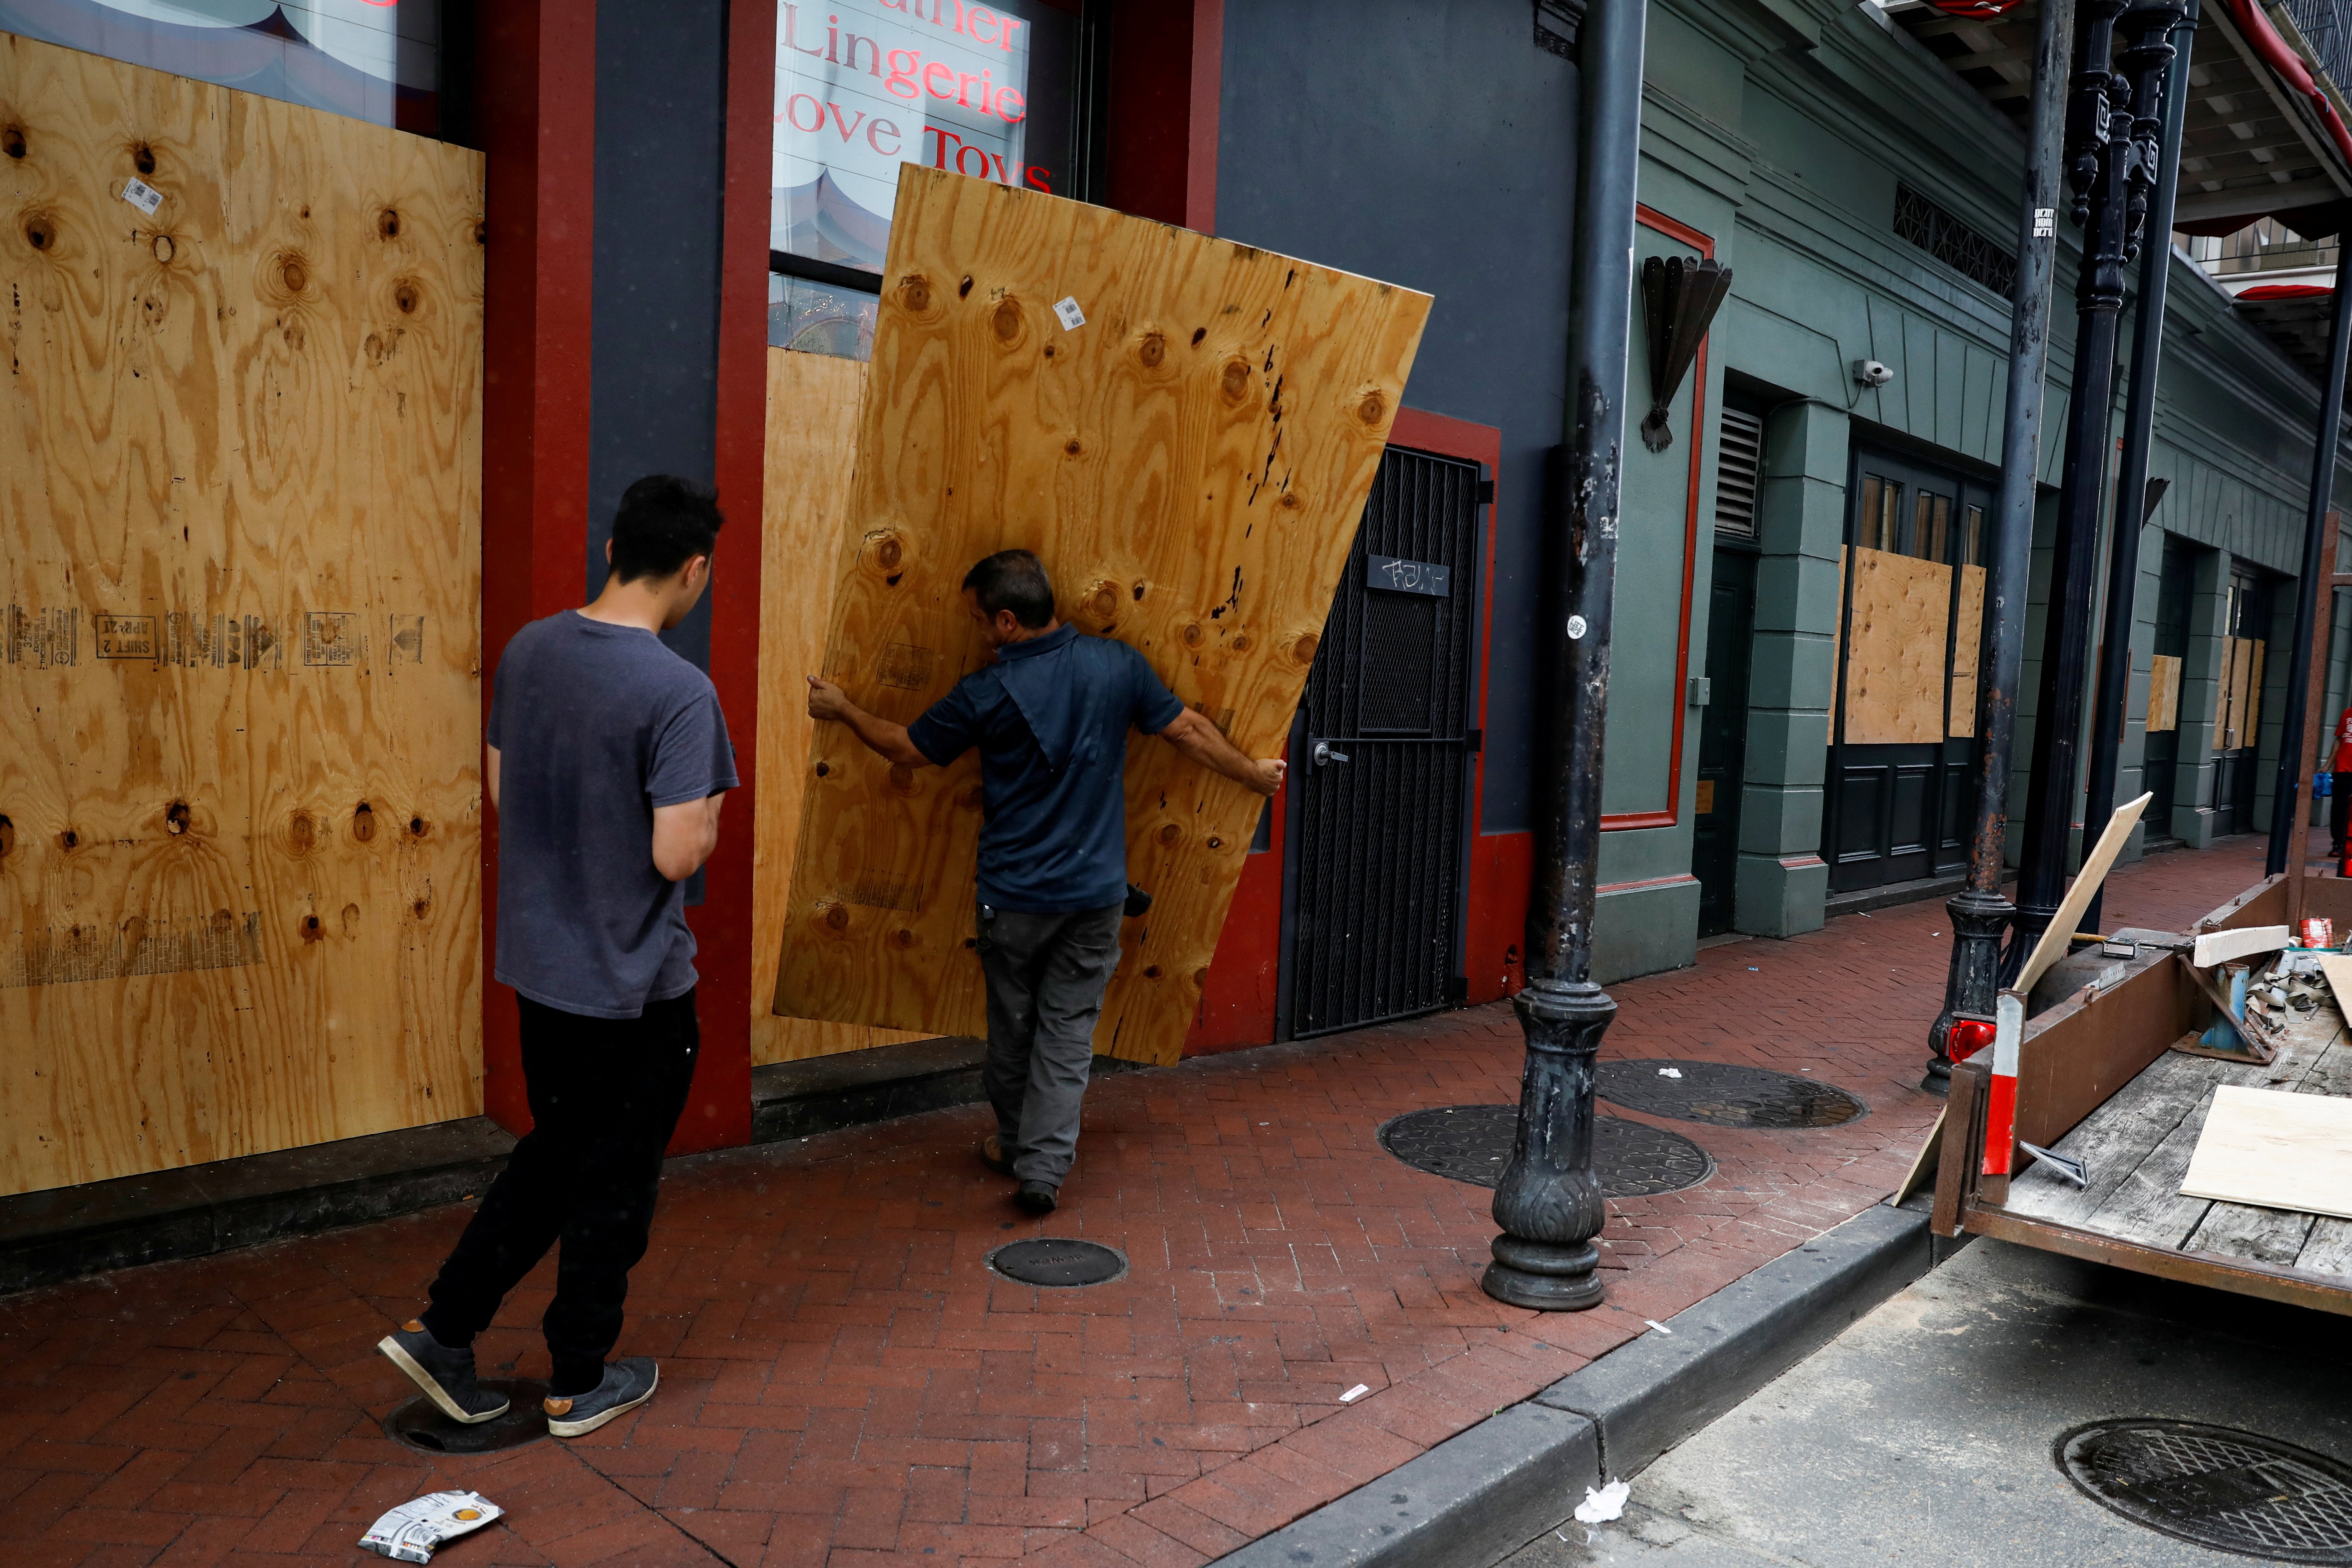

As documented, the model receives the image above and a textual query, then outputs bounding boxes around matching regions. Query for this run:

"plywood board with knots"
[0,34,484,1195]
[753,347,933,1065]
[2148,653,2181,733]
[772,167,1431,1064]
[1947,563,1984,738]
[1841,546,1952,745]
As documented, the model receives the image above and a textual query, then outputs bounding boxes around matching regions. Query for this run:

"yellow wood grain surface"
[1947,563,1985,738]
[0,35,484,1195]
[753,347,933,1065]
[2148,653,2181,733]
[1841,546,1952,746]
[773,168,1430,1064]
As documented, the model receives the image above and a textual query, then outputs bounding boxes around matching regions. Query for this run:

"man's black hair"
[609,474,724,584]
[963,549,1056,629]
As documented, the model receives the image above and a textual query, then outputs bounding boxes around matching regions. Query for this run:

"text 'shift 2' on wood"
[772,168,1430,1065]
[0,34,485,1196]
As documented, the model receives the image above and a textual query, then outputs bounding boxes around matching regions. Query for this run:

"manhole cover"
[986,1238,1129,1288]
[1597,1059,1868,1129]
[383,1379,549,1455]
[1376,1105,1714,1196]
[2056,1418,2352,1562]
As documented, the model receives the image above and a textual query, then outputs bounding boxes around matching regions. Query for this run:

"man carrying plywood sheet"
[378,478,737,1440]
[807,550,1284,1214]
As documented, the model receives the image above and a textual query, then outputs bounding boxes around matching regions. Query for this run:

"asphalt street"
[1502,1234,2352,1566]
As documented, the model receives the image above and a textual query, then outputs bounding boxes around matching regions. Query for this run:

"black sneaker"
[544,1357,658,1438]
[980,1134,1016,1177]
[376,1319,510,1425]
[1016,1180,1057,1215]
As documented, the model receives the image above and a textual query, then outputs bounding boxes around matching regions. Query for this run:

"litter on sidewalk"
[1575,1478,1631,1523]
[359,1492,503,1563]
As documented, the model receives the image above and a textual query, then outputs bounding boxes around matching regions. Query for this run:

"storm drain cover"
[986,1237,1129,1288]
[383,1379,549,1455]
[2056,1418,2352,1562]
[1597,1058,1868,1129]
[1376,1105,1714,1196]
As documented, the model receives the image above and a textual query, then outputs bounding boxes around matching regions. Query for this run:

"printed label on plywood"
[771,169,1430,1065]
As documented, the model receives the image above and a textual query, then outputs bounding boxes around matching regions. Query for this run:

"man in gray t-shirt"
[376,475,736,1442]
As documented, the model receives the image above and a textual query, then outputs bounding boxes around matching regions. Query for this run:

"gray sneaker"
[543,1357,658,1438]
[377,1319,510,1424]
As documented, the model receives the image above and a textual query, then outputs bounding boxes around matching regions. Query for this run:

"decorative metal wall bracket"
[1638,254,1733,452]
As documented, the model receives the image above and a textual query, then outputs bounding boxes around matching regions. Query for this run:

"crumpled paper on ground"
[1574,1478,1631,1523]
[359,1490,504,1563]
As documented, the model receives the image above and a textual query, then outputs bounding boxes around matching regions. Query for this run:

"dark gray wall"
[1213,1,1580,834]
[588,0,729,671]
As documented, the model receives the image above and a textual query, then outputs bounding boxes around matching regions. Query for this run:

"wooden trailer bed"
[1933,874,2352,1315]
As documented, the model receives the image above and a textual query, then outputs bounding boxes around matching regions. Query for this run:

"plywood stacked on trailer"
[753,346,933,1065]
[0,34,484,1196]
[773,167,1431,1065]
[1841,546,1951,744]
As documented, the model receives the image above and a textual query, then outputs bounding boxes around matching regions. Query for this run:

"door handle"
[1312,740,1351,767]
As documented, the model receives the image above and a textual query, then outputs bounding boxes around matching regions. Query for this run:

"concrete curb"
[1215,1201,1934,1568]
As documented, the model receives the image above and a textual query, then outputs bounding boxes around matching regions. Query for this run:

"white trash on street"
[1573,1478,1631,1524]
[359,1491,504,1563]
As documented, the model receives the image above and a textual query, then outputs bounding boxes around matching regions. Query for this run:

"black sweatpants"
[422,990,698,1395]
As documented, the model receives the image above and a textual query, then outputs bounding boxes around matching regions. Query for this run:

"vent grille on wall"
[1715,406,1764,540]
[1893,184,2017,297]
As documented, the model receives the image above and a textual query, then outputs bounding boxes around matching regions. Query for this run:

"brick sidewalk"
[0,839,2269,1568]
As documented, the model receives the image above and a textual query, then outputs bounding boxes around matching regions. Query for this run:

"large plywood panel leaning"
[753,348,931,1066]
[773,169,1430,1064]
[0,33,485,1195]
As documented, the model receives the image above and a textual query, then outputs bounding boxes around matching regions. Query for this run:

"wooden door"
[2211,570,2271,834]
[1825,447,1991,894]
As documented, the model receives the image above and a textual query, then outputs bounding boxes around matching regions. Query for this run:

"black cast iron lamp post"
[1484,0,1648,1313]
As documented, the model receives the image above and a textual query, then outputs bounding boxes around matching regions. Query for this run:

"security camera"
[1853,359,1894,388]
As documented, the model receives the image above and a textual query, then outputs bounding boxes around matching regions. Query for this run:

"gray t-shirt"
[486,611,738,1018]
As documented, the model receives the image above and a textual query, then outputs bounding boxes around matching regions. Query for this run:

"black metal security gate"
[1286,447,1485,1038]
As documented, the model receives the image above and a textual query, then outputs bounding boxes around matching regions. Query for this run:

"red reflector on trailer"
[1947,1019,1997,1062]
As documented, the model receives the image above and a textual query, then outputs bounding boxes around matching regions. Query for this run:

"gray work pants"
[976,900,1124,1186]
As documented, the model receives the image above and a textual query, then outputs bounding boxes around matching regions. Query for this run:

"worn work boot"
[1016,1179,1057,1215]
[980,1134,1016,1177]
[377,1320,510,1425]
[544,1357,659,1438]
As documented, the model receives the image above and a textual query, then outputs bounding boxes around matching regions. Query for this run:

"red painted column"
[671,0,781,1155]
[1107,0,1221,230]
[474,0,597,1134]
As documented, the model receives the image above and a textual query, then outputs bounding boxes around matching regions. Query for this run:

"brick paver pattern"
[0,839,2271,1568]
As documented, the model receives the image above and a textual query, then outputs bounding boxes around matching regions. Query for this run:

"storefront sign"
[772,0,1077,277]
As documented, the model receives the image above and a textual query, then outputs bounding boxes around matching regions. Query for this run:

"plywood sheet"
[773,167,1430,1064]
[1841,545,1951,746]
[2147,653,2181,733]
[2179,1084,2352,1218]
[753,347,932,1065]
[0,35,485,1195]
[1948,562,1984,738]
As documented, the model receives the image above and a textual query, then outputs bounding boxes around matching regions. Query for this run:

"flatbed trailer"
[1933,872,2352,1314]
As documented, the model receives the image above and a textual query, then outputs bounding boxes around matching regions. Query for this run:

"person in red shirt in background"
[2333,705,2352,865]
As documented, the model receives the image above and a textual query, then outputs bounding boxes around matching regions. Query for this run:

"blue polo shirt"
[907,624,1185,913]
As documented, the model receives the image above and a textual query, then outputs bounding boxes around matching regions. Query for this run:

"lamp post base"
[1482,978,1613,1313]
[1927,887,2014,1094]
